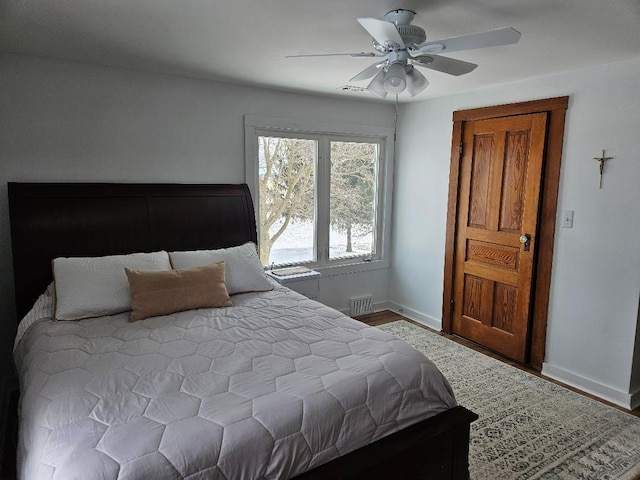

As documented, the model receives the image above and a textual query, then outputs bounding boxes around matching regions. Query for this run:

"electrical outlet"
[562,210,574,228]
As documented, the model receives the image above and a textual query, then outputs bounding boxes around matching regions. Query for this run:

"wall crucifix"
[593,149,613,189]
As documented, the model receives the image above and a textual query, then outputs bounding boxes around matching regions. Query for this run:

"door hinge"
[450,298,454,310]
[459,142,463,156]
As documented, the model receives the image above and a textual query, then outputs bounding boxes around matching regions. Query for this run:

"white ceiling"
[1,0,639,102]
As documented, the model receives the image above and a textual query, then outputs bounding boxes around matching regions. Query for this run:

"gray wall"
[3,51,639,409]
[391,57,640,408]
[0,53,395,374]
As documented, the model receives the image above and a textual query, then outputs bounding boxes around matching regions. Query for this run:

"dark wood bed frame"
[8,182,477,480]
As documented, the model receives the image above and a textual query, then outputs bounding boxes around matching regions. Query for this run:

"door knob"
[519,233,531,251]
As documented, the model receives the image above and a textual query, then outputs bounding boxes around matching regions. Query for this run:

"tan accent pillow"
[125,262,232,322]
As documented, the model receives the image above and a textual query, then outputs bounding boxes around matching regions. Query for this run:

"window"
[245,115,393,275]
[257,134,317,265]
[329,140,378,262]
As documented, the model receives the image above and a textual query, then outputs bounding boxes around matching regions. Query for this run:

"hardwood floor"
[355,310,640,419]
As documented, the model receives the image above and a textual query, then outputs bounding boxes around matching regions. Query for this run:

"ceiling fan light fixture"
[383,62,407,94]
[367,70,388,98]
[406,68,429,97]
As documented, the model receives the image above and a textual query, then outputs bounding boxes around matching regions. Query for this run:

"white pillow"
[169,242,273,295]
[52,251,171,320]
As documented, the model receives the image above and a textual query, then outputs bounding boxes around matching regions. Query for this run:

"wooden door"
[452,113,547,362]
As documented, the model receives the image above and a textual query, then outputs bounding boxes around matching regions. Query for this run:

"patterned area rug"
[379,321,640,480]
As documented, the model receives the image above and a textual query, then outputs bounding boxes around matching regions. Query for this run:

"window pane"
[258,136,316,266]
[329,141,378,260]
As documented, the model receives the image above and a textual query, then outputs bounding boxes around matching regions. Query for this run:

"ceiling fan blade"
[357,17,405,49]
[406,68,429,97]
[286,52,382,58]
[412,54,478,76]
[350,61,387,82]
[367,70,388,98]
[416,27,521,54]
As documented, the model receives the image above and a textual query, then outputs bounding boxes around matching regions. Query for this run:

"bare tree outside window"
[258,136,315,264]
[257,135,379,267]
[330,141,377,259]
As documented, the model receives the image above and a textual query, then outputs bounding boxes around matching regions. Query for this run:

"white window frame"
[244,114,394,277]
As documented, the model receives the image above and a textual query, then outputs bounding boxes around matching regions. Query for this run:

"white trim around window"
[244,114,394,277]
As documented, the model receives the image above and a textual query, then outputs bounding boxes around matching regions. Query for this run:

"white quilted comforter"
[14,285,456,480]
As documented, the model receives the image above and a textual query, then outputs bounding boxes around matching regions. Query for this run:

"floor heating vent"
[350,295,374,317]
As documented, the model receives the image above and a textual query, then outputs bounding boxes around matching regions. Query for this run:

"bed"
[8,182,477,480]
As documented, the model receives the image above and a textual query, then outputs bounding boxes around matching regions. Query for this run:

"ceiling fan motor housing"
[383,9,426,48]
[396,25,426,48]
[372,24,426,52]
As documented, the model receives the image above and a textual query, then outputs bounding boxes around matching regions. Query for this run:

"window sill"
[312,258,390,278]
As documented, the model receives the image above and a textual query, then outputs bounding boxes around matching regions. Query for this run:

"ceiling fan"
[288,9,521,98]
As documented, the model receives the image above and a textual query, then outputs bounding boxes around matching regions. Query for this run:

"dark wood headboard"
[8,183,257,319]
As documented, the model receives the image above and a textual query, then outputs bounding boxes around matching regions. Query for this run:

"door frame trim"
[442,96,569,370]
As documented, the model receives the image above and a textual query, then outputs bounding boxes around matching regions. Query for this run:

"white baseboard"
[372,300,394,314]
[341,301,640,410]
[343,302,639,411]
[339,301,442,331]
[542,362,635,410]
[377,301,442,331]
